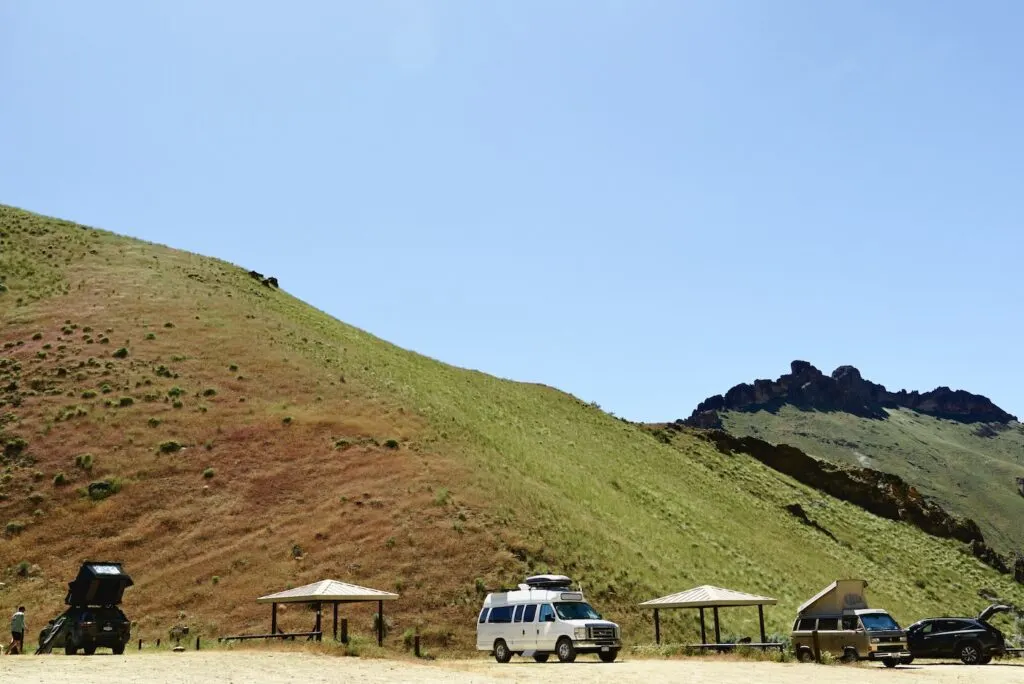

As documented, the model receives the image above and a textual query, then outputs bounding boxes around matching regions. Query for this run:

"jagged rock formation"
[683,427,1018,580]
[684,360,1017,427]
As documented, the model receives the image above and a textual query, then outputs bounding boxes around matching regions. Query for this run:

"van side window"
[539,604,555,622]
[513,605,525,623]
[817,618,839,630]
[842,616,858,630]
[478,608,490,624]
[796,618,816,631]
[488,606,513,623]
[523,604,538,623]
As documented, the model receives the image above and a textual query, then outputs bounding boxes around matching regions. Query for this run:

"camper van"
[791,579,911,668]
[476,574,622,663]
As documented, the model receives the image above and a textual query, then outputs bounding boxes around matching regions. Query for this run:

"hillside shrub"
[148,418,161,428]
[202,388,217,397]
[100,383,112,394]
[164,322,174,328]
[384,439,400,449]
[202,468,215,479]
[228,364,238,372]
[53,472,68,487]
[118,396,134,407]
[74,453,94,470]
[282,416,292,425]
[87,478,122,501]
[145,333,156,340]
[5,521,25,535]
[28,492,45,505]
[81,390,97,399]
[159,440,183,454]
[112,347,129,359]
[173,401,183,409]
[167,386,184,397]
[31,332,42,340]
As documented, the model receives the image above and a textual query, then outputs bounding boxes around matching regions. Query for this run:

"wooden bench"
[218,631,322,643]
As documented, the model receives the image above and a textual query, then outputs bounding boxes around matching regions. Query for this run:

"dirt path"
[1,652,1022,683]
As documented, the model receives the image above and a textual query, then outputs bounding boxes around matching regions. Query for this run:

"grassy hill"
[2,203,1023,653]
[720,406,1024,557]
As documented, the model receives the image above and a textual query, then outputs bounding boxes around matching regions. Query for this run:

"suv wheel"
[958,641,982,665]
[882,659,898,668]
[112,643,126,655]
[493,639,512,663]
[64,637,77,656]
[978,654,992,665]
[83,644,97,656]
[556,637,577,663]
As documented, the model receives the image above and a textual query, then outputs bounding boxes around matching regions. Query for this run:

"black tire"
[958,641,982,665]
[840,647,858,663]
[112,643,126,655]
[899,657,914,665]
[532,653,549,663]
[883,659,898,668]
[64,639,77,656]
[978,654,992,665]
[83,644,97,656]
[493,639,512,664]
[797,647,815,663]
[598,649,618,663]
[556,637,577,663]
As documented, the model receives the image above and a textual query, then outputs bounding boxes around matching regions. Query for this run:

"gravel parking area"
[1,651,1022,683]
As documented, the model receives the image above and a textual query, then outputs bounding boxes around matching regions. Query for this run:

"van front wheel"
[493,639,512,663]
[556,637,577,663]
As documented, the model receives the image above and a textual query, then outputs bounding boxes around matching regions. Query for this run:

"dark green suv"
[37,561,134,656]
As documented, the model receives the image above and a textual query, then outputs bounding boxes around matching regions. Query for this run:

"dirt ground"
[2,652,1023,684]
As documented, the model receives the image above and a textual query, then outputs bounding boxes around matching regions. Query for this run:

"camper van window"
[553,602,601,621]
[797,618,816,631]
[513,605,525,622]
[860,613,901,631]
[523,604,538,623]
[478,608,490,624]
[539,604,556,622]
[817,618,839,630]
[489,606,513,624]
[842,616,858,630]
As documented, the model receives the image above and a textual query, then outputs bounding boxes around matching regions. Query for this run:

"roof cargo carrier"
[65,561,134,607]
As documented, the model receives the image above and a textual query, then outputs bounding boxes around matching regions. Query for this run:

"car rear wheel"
[978,654,992,665]
[556,637,577,663]
[83,644,97,656]
[958,641,982,665]
[112,643,126,655]
[493,639,512,664]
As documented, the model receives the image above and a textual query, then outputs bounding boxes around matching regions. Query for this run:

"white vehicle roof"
[482,586,587,607]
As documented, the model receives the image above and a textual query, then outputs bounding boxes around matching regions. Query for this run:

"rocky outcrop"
[688,427,1019,581]
[684,360,1017,427]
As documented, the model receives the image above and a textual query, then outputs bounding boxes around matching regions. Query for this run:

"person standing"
[8,606,25,655]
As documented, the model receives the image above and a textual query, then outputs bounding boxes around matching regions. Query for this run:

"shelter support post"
[758,605,766,646]
[699,608,707,644]
[713,606,721,644]
[377,600,384,646]
[654,609,661,645]
[271,603,277,634]
[341,618,348,644]
[315,602,322,641]
[333,602,339,641]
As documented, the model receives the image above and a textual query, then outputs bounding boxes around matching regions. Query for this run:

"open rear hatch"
[978,603,1011,622]
[65,561,134,606]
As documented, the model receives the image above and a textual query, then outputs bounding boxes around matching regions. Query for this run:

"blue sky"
[2,1,1022,421]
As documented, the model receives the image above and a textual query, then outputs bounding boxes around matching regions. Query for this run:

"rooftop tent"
[65,561,134,607]
[797,579,869,617]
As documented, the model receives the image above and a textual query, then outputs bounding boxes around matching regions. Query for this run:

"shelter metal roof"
[256,580,399,604]
[639,584,778,609]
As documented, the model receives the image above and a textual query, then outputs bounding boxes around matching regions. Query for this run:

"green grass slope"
[721,407,1024,555]
[1,203,1023,652]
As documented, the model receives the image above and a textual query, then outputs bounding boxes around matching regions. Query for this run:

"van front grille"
[589,627,616,640]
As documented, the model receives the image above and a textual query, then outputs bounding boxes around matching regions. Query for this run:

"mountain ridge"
[684,360,1018,429]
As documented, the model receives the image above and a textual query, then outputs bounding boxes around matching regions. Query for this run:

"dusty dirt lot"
[1,652,1022,683]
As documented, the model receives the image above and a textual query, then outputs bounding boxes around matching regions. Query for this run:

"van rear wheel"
[493,639,512,663]
[556,637,577,663]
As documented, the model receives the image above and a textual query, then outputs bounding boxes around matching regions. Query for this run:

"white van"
[475,574,622,663]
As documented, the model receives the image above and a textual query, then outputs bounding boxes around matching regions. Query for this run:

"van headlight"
[870,637,880,644]
[574,627,587,640]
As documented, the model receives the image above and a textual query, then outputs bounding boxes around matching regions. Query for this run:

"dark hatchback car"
[38,561,134,655]
[906,604,1010,665]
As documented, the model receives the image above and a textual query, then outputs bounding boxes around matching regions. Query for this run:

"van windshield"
[554,602,601,621]
[860,613,901,631]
